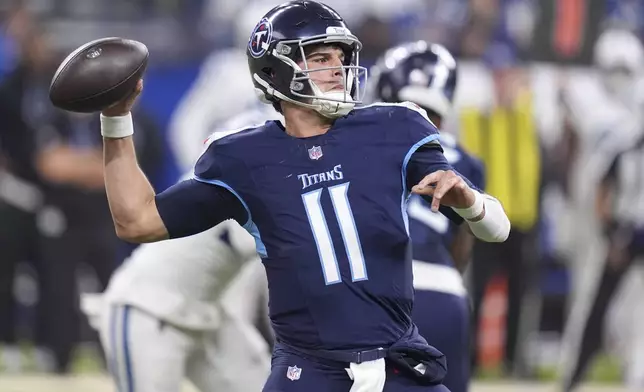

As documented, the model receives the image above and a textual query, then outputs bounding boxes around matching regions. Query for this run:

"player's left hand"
[411,170,476,212]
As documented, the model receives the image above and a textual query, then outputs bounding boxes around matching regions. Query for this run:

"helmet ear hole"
[339,44,354,66]
[262,67,273,78]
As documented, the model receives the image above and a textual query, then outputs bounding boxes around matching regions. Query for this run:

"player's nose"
[330,54,344,69]
[331,62,343,78]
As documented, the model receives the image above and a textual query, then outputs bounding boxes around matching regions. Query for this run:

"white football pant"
[96,303,270,392]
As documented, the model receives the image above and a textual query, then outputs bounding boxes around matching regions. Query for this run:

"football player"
[97,2,510,391]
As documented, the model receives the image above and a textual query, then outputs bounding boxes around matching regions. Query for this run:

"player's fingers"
[429,175,453,211]
[430,191,441,211]
[128,79,143,101]
[411,184,435,195]
[436,175,463,199]
[431,175,460,211]
[120,79,143,110]
[415,170,444,190]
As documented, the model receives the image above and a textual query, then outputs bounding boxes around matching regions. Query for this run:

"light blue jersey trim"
[192,176,268,258]
[108,305,120,390]
[122,306,134,392]
[401,134,441,234]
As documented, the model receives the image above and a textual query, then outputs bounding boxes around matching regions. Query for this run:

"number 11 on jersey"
[302,182,368,285]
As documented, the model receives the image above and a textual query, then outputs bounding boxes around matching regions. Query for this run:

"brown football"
[49,37,148,113]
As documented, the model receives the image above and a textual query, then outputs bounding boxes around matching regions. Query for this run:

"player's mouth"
[327,83,345,92]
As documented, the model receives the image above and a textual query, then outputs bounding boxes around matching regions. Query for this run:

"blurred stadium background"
[1,0,644,391]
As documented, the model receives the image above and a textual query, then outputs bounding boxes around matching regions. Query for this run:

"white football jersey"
[559,70,644,317]
[563,71,642,241]
[104,220,259,330]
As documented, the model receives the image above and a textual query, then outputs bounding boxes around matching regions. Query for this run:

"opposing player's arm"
[596,155,618,229]
[402,105,509,242]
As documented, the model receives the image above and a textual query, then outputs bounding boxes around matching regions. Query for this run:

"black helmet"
[370,41,458,118]
[246,1,367,118]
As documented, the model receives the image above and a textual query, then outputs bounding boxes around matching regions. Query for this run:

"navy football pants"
[263,344,451,391]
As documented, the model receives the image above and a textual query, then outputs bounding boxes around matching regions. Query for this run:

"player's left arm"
[449,158,486,271]
[400,102,509,243]
[408,146,509,243]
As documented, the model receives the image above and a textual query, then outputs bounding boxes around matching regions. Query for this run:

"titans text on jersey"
[298,164,344,189]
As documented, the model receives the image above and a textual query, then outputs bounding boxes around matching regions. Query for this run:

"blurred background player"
[80,195,270,392]
[0,9,164,373]
[558,27,644,391]
[0,6,46,371]
[369,41,485,392]
[560,131,644,392]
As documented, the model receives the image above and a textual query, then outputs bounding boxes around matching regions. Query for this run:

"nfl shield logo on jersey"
[286,365,302,381]
[308,146,323,160]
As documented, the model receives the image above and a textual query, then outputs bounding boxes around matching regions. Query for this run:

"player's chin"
[325,85,345,93]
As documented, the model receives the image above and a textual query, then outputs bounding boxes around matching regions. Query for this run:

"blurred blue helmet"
[370,41,457,118]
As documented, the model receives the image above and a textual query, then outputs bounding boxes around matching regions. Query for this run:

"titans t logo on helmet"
[249,18,273,58]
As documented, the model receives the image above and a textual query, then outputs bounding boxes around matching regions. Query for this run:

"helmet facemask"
[255,30,368,118]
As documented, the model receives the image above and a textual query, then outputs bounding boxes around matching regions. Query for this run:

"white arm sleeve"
[454,190,511,243]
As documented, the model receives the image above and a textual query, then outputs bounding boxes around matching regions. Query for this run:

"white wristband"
[452,189,485,220]
[100,113,134,138]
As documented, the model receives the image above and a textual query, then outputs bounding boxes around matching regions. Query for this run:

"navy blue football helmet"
[246,1,367,118]
[370,41,458,118]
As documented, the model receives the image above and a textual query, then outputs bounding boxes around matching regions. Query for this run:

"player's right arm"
[101,80,247,243]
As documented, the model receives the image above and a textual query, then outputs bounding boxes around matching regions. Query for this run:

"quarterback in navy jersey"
[370,41,485,392]
[97,2,510,391]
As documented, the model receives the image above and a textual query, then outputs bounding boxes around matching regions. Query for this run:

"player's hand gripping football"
[411,170,476,212]
[101,79,143,117]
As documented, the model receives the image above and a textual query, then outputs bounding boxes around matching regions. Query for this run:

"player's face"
[299,44,346,93]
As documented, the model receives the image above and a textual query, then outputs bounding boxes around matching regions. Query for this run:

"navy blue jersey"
[175,103,465,351]
[408,133,485,267]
